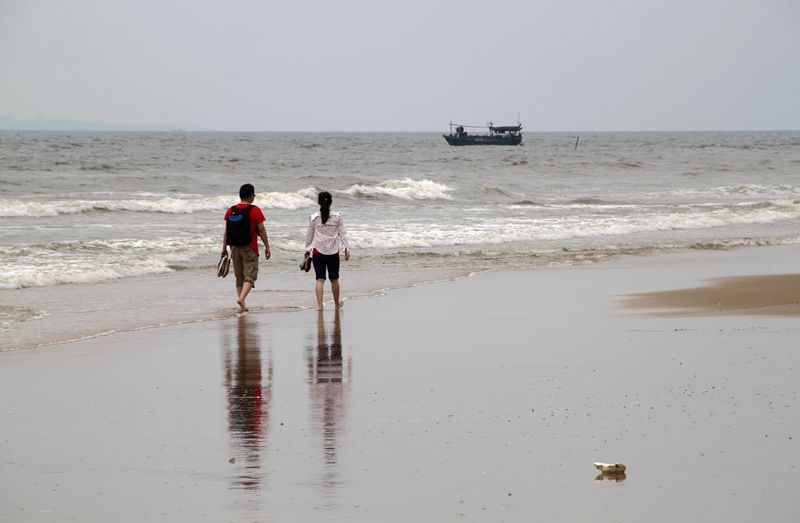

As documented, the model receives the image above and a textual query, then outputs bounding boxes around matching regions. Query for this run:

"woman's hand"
[344,249,350,261]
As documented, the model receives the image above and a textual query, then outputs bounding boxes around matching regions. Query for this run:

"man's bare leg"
[237,282,253,312]
[315,279,325,310]
[331,279,342,308]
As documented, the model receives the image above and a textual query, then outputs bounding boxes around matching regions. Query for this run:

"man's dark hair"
[239,183,255,199]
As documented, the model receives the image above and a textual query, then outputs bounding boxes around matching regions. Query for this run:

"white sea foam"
[0,188,318,217]
[0,260,173,289]
[661,184,800,200]
[349,201,800,249]
[0,237,216,289]
[259,187,318,209]
[2,199,798,290]
[337,178,452,200]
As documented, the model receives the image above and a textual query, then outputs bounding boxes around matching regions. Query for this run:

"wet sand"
[2,245,800,522]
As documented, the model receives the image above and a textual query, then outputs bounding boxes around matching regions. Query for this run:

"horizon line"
[1,127,798,133]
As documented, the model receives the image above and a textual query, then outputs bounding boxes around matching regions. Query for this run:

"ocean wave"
[80,163,116,171]
[542,237,800,264]
[0,259,175,289]
[348,201,800,249]
[349,237,800,268]
[617,159,644,169]
[665,184,800,199]
[10,237,215,255]
[685,142,774,150]
[0,197,233,216]
[259,187,318,209]
[337,178,452,200]
[477,185,514,197]
[0,236,218,289]
[0,188,318,217]
[569,197,613,205]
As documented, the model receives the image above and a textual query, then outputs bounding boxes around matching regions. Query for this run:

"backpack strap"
[230,204,253,215]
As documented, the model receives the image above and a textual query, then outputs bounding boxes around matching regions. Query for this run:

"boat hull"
[443,134,522,146]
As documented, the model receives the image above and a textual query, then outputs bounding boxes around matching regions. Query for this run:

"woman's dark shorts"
[312,252,340,281]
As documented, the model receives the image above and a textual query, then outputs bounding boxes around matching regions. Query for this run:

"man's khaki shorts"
[231,246,258,287]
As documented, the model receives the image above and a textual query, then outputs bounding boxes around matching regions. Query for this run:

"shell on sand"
[594,462,627,474]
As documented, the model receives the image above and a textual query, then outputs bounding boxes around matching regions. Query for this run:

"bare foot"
[336,300,344,309]
[237,299,248,313]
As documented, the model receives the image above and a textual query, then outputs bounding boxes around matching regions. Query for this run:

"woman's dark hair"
[318,191,332,224]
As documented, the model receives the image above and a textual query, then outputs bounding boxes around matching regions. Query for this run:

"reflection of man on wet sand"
[307,309,351,469]
[224,314,272,490]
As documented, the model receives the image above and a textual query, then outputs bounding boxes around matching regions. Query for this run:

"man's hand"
[264,247,271,260]
[344,249,350,261]
[221,247,228,257]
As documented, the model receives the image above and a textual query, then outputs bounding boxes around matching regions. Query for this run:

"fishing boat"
[443,121,522,146]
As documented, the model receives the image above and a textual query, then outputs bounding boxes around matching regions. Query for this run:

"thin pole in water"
[574,136,580,150]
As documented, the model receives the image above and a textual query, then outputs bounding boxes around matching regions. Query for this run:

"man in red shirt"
[222,183,271,312]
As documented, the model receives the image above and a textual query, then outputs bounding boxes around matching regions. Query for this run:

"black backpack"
[226,205,254,246]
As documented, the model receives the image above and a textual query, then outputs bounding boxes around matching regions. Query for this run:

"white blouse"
[305,212,349,255]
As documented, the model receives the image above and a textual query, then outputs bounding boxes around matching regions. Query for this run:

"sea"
[1,130,799,351]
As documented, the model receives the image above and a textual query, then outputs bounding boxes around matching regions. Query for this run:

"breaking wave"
[0,237,217,289]
[0,188,318,217]
[0,180,456,217]
[350,200,800,249]
[0,260,173,289]
[664,184,800,199]
[337,178,452,200]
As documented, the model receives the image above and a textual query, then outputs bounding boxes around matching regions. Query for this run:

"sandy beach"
[624,273,800,316]
[2,244,799,522]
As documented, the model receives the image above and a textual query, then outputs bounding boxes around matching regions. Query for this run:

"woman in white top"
[304,191,350,309]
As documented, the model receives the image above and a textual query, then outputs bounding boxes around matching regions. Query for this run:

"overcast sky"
[1,0,798,132]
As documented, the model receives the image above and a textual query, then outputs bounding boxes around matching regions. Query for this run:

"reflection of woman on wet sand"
[304,191,350,310]
[312,309,344,384]
[307,309,350,471]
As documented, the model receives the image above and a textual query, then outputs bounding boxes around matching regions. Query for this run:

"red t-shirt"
[224,203,266,254]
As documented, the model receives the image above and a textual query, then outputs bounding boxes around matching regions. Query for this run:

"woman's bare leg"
[315,279,325,310]
[331,279,342,308]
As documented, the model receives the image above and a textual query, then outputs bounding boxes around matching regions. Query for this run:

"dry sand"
[623,273,800,316]
[2,244,799,522]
